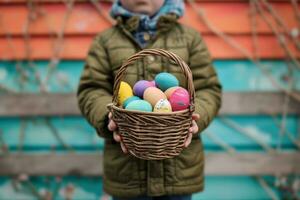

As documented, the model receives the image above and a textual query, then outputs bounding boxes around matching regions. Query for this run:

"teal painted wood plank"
[0,117,104,151]
[202,116,299,151]
[0,60,299,93]
[0,176,104,200]
[0,61,83,93]
[214,60,300,92]
[0,176,282,200]
[0,116,298,152]
[193,176,279,200]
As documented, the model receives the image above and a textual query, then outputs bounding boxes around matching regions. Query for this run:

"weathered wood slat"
[0,153,103,176]
[0,92,299,116]
[0,93,78,117]
[0,152,299,176]
[219,92,300,115]
[205,152,300,175]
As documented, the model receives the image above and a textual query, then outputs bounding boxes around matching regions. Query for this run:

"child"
[77,0,222,200]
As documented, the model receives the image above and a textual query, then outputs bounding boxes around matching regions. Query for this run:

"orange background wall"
[1,0,299,60]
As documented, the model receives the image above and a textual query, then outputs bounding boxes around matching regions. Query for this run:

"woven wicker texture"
[108,49,195,160]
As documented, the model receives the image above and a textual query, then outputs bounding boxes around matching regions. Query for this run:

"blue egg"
[125,100,152,112]
[155,72,179,91]
[123,96,141,108]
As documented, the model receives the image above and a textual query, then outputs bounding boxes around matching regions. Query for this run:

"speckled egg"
[143,87,167,107]
[153,99,172,113]
[164,86,181,99]
[155,72,179,91]
[133,80,152,98]
[169,88,190,111]
[118,81,133,106]
[125,100,152,112]
[123,96,141,108]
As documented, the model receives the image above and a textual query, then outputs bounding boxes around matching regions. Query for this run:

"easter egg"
[143,87,167,106]
[123,96,141,108]
[149,80,156,87]
[165,86,181,99]
[133,80,152,98]
[155,72,179,91]
[169,88,190,111]
[125,100,152,112]
[118,81,133,106]
[153,99,172,113]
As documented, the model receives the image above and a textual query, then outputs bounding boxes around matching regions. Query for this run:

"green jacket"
[77,15,222,198]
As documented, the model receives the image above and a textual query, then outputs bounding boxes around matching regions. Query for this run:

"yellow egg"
[118,81,133,106]
[164,86,181,99]
[153,99,172,113]
[143,87,167,107]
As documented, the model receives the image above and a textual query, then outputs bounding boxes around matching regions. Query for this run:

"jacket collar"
[116,14,179,33]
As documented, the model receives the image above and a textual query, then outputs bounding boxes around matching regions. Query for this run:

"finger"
[189,120,197,133]
[120,142,128,154]
[189,120,198,134]
[113,132,121,142]
[108,120,117,131]
[108,112,112,119]
[184,132,193,148]
[192,113,200,121]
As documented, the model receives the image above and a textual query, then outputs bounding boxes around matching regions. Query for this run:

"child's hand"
[108,112,128,154]
[184,113,200,148]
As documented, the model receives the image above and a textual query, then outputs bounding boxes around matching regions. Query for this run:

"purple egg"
[133,80,152,98]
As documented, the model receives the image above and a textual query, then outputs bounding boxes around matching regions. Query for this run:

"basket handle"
[112,49,195,112]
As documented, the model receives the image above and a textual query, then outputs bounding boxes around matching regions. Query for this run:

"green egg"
[125,100,152,112]
[155,72,179,91]
[123,96,141,108]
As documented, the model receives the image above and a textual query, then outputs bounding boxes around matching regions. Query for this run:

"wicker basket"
[107,49,195,160]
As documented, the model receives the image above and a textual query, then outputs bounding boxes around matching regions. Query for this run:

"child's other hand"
[108,112,128,154]
[184,113,200,148]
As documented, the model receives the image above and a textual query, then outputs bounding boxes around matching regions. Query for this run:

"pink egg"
[149,80,156,87]
[169,88,190,111]
[133,80,152,98]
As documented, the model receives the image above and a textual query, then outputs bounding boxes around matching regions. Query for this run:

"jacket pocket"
[175,138,204,182]
[103,142,137,184]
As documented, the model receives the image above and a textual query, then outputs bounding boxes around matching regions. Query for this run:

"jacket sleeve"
[189,31,222,136]
[77,34,114,139]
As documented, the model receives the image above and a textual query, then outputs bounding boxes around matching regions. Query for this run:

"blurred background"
[0,0,299,199]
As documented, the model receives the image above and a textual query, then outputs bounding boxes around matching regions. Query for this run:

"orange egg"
[143,87,167,107]
[165,86,181,99]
